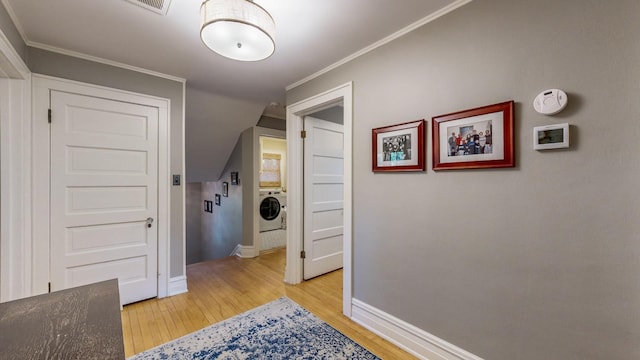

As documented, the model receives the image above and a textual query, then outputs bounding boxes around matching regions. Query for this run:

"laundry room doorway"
[258,135,287,253]
[252,124,288,256]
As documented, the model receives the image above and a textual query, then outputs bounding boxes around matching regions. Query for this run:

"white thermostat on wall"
[533,123,569,150]
[533,89,568,115]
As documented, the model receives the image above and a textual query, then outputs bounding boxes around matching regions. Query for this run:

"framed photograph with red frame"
[372,119,425,172]
[432,101,514,171]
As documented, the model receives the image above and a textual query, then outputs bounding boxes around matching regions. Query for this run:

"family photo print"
[372,120,425,172]
[432,101,514,170]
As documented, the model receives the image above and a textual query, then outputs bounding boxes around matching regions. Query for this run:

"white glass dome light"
[200,0,275,62]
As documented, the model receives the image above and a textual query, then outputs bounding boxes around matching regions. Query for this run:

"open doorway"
[285,82,353,317]
[258,135,287,252]
[302,108,344,279]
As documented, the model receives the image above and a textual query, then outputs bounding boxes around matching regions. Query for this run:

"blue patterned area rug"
[129,297,380,359]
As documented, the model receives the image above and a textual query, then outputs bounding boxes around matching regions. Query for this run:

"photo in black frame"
[215,194,221,206]
[230,172,239,185]
[204,200,213,213]
[222,182,229,197]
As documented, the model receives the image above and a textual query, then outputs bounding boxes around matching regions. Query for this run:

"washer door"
[260,196,281,220]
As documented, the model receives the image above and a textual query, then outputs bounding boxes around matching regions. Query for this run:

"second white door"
[303,116,344,279]
[49,90,159,305]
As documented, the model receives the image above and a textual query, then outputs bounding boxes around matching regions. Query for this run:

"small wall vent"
[125,0,172,15]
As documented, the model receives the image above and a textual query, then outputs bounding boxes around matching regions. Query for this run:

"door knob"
[146,217,154,228]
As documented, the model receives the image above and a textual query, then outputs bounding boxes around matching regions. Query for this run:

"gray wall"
[187,136,243,264]
[287,0,640,359]
[185,183,203,265]
[216,134,245,256]
[199,177,241,261]
[186,128,253,263]
[309,106,344,124]
[28,47,186,278]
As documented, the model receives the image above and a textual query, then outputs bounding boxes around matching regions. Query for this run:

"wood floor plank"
[148,301,172,345]
[135,302,157,350]
[120,306,134,355]
[126,304,146,355]
[122,248,416,359]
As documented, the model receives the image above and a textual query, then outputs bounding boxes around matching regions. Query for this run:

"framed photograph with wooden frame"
[372,119,425,172]
[222,182,229,197]
[432,101,514,171]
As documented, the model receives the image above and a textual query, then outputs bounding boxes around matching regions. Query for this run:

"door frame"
[0,30,31,302]
[31,74,171,298]
[285,82,353,317]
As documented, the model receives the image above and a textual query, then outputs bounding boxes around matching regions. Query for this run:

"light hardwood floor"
[121,248,417,359]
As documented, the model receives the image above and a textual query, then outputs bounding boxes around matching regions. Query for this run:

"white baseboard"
[234,245,258,258]
[168,275,188,296]
[351,299,484,360]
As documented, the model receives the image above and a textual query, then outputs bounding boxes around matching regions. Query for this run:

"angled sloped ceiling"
[186,86,265,182]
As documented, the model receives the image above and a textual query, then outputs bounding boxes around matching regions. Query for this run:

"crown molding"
[2,0,185,83]
[0,23,28,76]
[286,0,473,91]
[1,0,29,44]
[28,41,186,84]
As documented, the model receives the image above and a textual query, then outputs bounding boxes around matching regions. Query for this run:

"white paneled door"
[50,90,159,305]
[303,117,344,279]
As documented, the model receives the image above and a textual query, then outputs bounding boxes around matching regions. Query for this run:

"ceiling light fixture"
[200,0,275,61]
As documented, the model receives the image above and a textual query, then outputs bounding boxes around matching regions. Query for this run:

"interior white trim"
[230,244,241,257]
[0,24,28,77]
[285,82,353,317]
[0,0,29,46]
[352,299,484,360]
[235,245,258,258]
[31,74,172,298]
[180,77,187,279]
[168,275,188,296]
[286,0,473,91]
[158,92,171,298]
[28,41,186,84]
[0,22,31,302]
[0,76,31,302]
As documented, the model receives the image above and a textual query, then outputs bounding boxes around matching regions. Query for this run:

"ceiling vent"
[125,0,172,15]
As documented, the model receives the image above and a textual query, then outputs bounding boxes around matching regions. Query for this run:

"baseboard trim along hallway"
[231,245,258,258]
[351,299,483,360]
[168,276,188,296]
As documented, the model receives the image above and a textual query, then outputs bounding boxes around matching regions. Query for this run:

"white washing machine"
[259,190,286,232]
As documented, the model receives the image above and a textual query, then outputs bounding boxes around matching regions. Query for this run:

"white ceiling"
[5,0,458,105]
[4,0,461,181]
